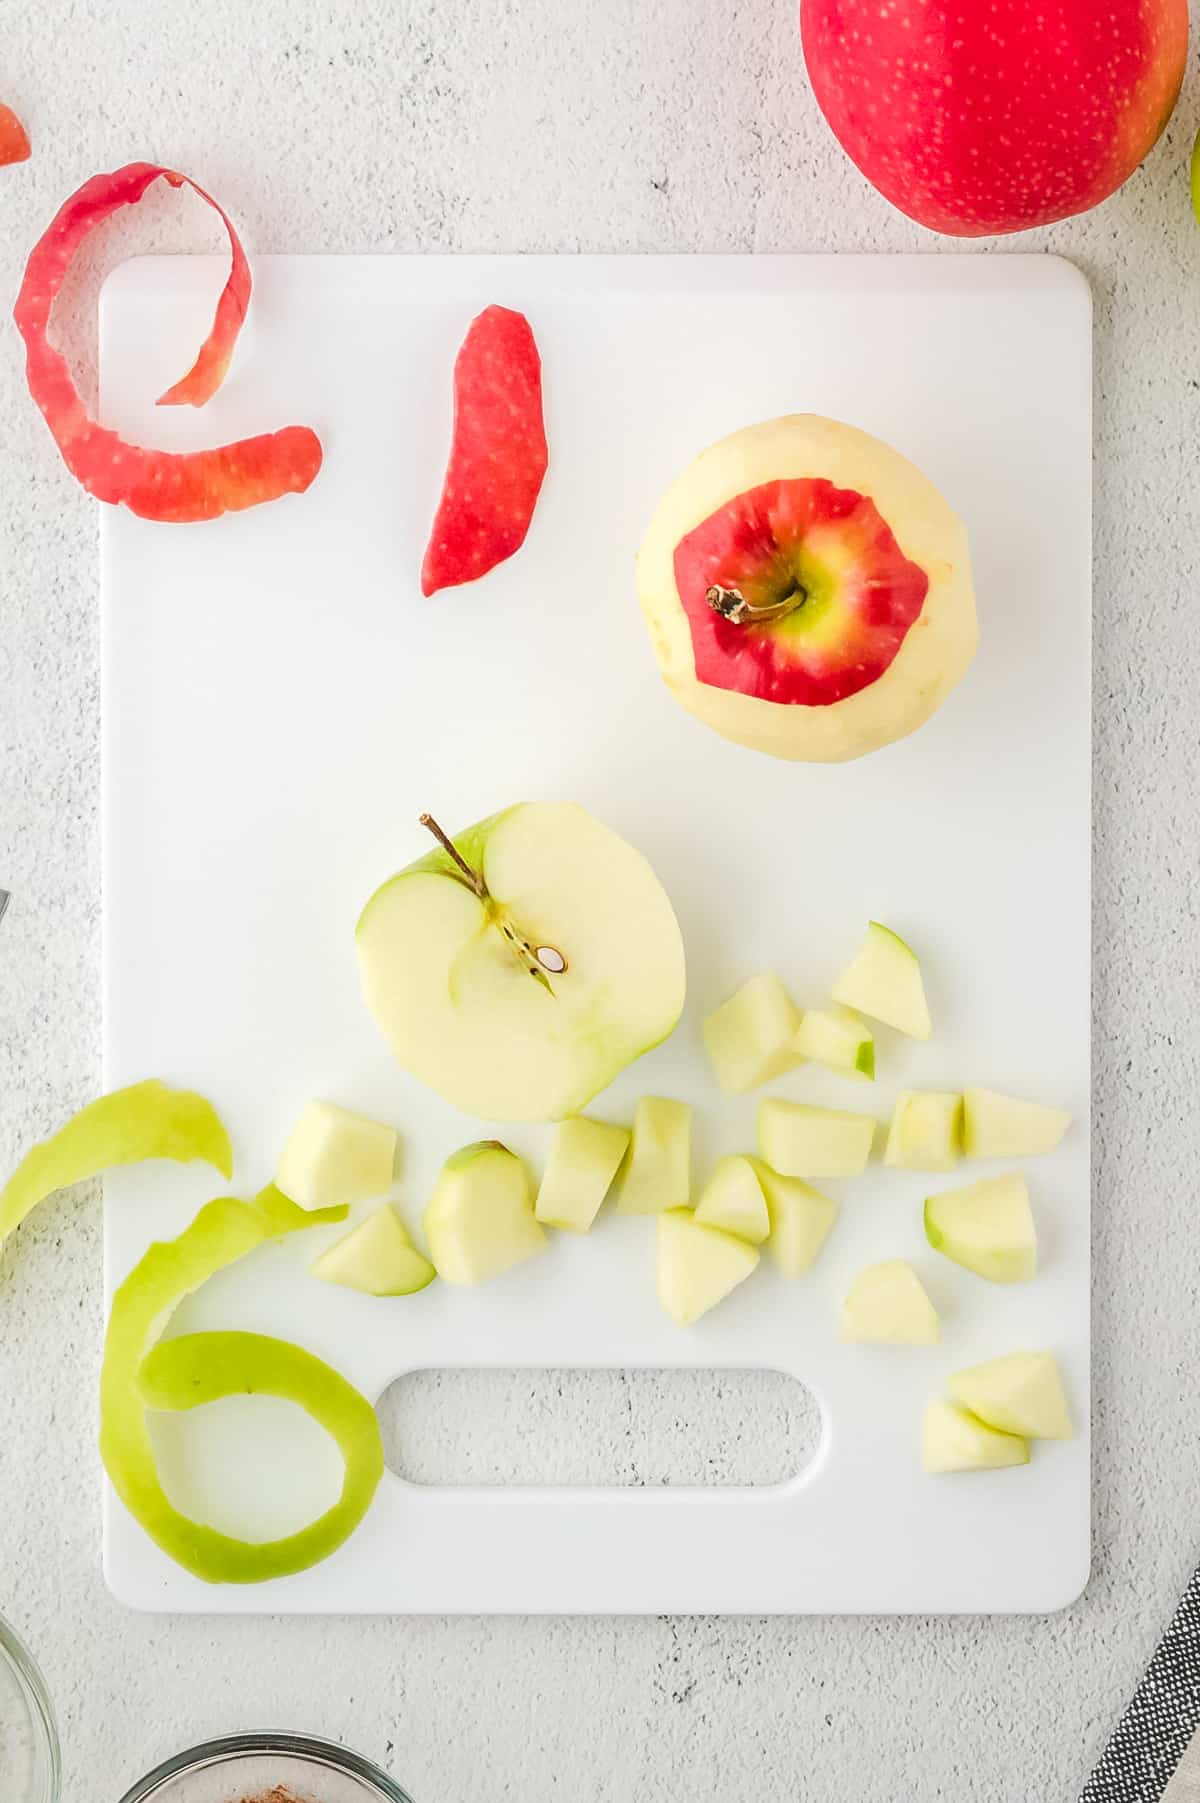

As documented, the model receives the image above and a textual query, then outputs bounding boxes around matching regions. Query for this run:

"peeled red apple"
[357,803,686,1122]
[636,415,975,762]
[801,0,1187,238]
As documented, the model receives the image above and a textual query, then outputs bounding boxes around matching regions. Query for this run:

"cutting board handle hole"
[377,1366,821,1488]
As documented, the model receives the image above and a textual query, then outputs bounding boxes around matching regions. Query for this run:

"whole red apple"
[800,0,1187,236]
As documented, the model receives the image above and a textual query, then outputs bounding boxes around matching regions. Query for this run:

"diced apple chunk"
[840,1260,939,1344]
[657,1209,759,1324]
[617,1097,691,1214]
[423,1141,545,1284]
[924,1174,1036,1283]
[693,1154,769,1245]
[757,1099,875,1178]
[750,1159,839,1276]
[884,1091,962,1172]
[948,1351,1073,1440]
[534,1116,630,1232]
[277,1101,397,1210]
[962,1088,1071,1159]
[793,1005,874,1080]
[832,921,931,1040]
[311,1205,435,1297]
[921,1398,1029,1474]
[702,973,801,1094]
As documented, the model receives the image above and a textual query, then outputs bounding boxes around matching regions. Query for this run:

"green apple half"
[357,803,686,1122]
[636,415,976,763]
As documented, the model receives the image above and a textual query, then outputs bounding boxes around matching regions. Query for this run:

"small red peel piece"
[13,162,322,522]
[0,105,30,166]
[421,304,548,596]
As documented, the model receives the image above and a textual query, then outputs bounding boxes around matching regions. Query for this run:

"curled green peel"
[1,1080,233,1246]
[100,1184,385,1585]
[137,1331,385,1575]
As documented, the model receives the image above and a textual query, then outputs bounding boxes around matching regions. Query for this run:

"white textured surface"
[0,0,1196,1791]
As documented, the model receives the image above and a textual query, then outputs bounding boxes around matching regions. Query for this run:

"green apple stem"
[418,812,566,992]
[706,582,807,626]
[419,811,487,898]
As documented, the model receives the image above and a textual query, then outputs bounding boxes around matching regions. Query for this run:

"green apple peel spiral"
[100,1185,386,1585]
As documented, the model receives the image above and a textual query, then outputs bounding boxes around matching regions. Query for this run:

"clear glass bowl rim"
[0,1613,62,1803]
[116,1731,415,1803]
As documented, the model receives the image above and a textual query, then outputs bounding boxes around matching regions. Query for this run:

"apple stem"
[418,812,567,989]
[418,812,487,898]
[706,583,806,626]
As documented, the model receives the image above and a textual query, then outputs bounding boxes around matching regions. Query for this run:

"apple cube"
[962,1088,1071,1159]
[702,973,801,1094]
[793,1005,874,1080]
[534,1116,630,1232]
[423,1141,545,1284]
[840,1259,939,1344]
[657,1209,759,1325]
[311,1205,435,1297]
[277,1101,397,1210]
[948,1351,1073,1440]
[884,1091,962,1172]
[924,1174,1036,1283]
[832,921,931,1040]
[693,1154,770,1245]
[921,1399,1029,1474]
[751,1159,839,1276]
[617,1096,691,1214]
[757,1098,875,1178]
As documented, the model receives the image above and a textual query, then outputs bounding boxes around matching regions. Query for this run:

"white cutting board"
[101,254,1091,1615]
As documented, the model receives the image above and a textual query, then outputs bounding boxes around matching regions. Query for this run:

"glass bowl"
[117,1732,415,1803]
[0,1615,60,1803]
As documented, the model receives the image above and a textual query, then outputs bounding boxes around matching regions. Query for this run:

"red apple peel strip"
[13,162,322,522]
[421,304,548,596]
[0,104,30,166]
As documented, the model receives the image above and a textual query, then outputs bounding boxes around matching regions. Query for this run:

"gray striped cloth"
[1081,1568,1200,1801]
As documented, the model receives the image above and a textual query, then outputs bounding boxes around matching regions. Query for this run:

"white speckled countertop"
[2,2,1199,1798]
